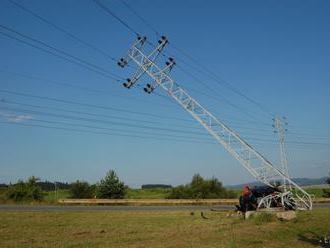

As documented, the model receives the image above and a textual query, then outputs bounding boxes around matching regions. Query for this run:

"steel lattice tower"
[118,36,312,210]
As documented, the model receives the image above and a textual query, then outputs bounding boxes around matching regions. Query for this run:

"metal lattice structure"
[273,117,292,192]
[119,36,312,210]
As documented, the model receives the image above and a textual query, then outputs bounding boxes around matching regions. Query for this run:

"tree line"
[2,171,329,202]
[2,170,125,202]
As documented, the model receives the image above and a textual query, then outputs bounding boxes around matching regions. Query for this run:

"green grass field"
[43,190,71,203]
[0,209,329,247]
[305,187,330,198]
[126,188,172,199]
[42,188,171,202]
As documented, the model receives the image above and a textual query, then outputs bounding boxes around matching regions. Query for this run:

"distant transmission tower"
[273,117,291,192]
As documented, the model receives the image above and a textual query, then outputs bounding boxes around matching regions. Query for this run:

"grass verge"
[0,209,329,247]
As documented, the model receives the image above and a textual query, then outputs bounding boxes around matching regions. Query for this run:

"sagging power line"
[7,0,119,63]
[0,24,123,81]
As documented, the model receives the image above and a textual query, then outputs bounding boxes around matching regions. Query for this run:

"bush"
[69,180,95,199]
[5,176,43,202]
[167,174,236,199]
[323,173,330,197]
[141,184,172,189]
[37,181,70,191]
[323,189,330,197]
[96,170,125,199]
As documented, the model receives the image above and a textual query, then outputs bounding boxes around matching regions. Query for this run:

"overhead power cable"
[0,121,216,145]
[1,99,328,145]
[2,99,205,131]
[3,98,284,135]
[0,69,177,109]
[5,96,328,142]
[93,0,139,36]
[119,0,160,37]
[7,0,119,63]
[1,119,324,151]
[171,44,275,115]
[0,106,211,137]
[0,89,277,132]
[0,30,121,80]
[1,116,328,147]
[175,63,261,121]
[0,24,123,81]
[0,112,212,142]
[4,88,325,138]
[0,89,196,123]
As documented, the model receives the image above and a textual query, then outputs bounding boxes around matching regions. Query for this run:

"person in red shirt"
[242,185,251,196]
[238,185,253,212]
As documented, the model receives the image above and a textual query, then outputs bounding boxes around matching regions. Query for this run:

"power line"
[0,24,123,80]
[0,106,211,137]
[0,30,120,81]
[0,69,177,109]
[7,0,119,63]
[1,100,328,146]
[119,0,160,37]
[0,89,280,133]
[1,99,205,131]
[92,0,139,36]
[0,89,197,123]
[1,116,328,147]
[0,98,276,136]
[0,121,216,145]
[175,63,263,121]
[0,112,213,142]
[3,98,288,136]
[3,89,326,140]
[288,131,330,140]
[170,44,275,117]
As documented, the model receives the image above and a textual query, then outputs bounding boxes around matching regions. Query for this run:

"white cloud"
[0,111,33,123]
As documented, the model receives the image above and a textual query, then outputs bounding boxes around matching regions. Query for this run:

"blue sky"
[0,0,329,187]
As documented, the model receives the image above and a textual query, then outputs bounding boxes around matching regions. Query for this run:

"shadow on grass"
[298,231,330,248]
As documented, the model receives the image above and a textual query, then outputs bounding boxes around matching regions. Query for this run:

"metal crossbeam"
[120,37,312,210]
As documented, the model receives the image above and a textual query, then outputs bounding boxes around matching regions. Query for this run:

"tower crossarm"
[122,38,312,210]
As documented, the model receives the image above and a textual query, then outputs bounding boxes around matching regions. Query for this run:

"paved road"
[0,203,329,212]
[0,204,233,212]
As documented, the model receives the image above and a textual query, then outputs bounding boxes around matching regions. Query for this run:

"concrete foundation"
[244,209,297,220]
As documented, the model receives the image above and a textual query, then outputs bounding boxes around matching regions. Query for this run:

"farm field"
[0,208,329,248]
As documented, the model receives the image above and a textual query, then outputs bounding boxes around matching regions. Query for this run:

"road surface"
[0,203,329,212]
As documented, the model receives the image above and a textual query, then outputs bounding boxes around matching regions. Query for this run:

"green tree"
[168,174,236,199]
[167,185,189,199]
[69,180,94,199]
[323,172,330,197]
[6,176,43,202]
[96,170,125,199]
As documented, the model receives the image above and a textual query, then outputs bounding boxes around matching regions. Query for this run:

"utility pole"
[54,181,58,202]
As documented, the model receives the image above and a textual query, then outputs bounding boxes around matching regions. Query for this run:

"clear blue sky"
[0,0,329,187]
